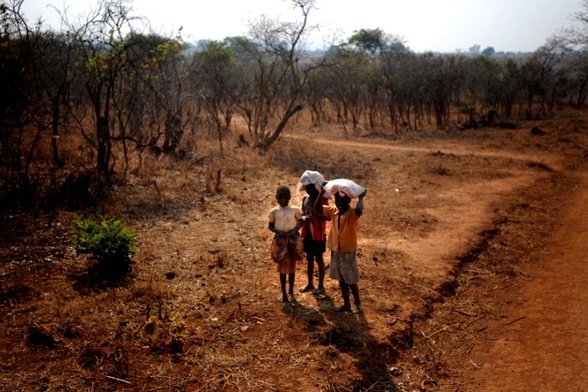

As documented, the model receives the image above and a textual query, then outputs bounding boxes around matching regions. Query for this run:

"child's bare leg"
[349,283,362,313]
[299,254,315,292]
[279,273,288,302]
[288,273,296,301]
[335,280,351,311]
[317,254,325,289]
[312,254,326,295]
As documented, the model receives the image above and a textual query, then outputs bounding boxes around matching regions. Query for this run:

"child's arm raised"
[312,182,331,220]
[355,189,367,218]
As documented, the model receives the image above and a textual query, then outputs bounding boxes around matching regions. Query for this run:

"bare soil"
[1,112,587,391]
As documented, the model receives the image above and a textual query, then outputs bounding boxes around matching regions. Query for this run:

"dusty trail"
[464,171,588,391]
[284,133,567,170]
[289,132,588,390]
[287,133,557,282]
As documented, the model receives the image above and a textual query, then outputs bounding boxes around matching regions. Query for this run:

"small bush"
[144,316,186,353]
[70,215,138,277]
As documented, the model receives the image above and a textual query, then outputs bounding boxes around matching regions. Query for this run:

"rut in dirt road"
[464,171,588,391]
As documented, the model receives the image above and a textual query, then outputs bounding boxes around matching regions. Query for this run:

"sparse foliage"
[557,0,588,50]
[70,215,138,276]
[233,0,318,151]
[3,0,588,211]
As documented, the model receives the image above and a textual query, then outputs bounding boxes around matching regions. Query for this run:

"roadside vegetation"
[2,0,588,211]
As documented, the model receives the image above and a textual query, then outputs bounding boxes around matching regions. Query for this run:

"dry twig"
[506,316,526,325]
[105,375,131,384]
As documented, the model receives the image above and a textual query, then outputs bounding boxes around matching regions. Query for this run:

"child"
[268,185,305,302]
[314,181,367,313]
[299,183,329,295]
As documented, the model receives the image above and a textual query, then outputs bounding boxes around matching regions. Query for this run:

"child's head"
[334,191,351,212]
[305,183,319,198]
[276,185,291,207]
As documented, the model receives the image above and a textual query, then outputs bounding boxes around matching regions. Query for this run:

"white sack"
[298,170,325,191]
[323,178,365,199]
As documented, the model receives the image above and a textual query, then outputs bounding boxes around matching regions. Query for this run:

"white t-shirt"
[268,205,302,232]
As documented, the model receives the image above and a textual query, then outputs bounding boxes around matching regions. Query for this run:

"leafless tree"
[192,39,240,156]
[234,0,318,151]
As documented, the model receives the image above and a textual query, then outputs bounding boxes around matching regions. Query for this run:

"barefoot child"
[268,185,305,302]
[298,171,329,295]
[314,180,367,313]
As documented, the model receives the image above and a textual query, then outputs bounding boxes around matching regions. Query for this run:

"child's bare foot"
[279,293,289,303]
[299,284,314,293]
[353,304,363,314]
[334,304,351,312]
[288,293,296,302]
[312,287,325,295]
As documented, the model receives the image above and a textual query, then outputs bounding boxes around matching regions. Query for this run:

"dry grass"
[1,113,588,391]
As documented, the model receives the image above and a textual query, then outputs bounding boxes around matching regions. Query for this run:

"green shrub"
[70,215,138,276]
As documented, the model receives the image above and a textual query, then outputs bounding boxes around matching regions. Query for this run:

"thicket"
[1,0,587,211]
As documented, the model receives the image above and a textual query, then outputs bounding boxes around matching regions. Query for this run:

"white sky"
[20,0,585,53]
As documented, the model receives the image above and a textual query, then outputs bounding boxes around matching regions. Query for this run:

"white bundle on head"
[298,170,325,191]
[323,178,365,199]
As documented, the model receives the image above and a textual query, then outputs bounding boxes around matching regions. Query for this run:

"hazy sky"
[20,0,585,53]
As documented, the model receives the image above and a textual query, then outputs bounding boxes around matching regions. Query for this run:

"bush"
[70,215,138,277]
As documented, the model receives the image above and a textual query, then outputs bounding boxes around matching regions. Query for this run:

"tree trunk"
[51,96,63,167]
[256,103,303,151]
[96,115,110,174]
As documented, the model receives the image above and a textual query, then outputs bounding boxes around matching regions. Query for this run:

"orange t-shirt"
[322,206,359,253]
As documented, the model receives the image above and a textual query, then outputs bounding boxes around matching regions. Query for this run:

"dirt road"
[461,171,588,391]
[286,132,588,391]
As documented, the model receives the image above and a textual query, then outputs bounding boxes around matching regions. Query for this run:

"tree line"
[1,0,587,207]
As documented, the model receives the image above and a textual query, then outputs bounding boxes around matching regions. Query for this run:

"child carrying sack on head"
[268,185,305,303]
[314,179,367,314]
[297,170,330,295]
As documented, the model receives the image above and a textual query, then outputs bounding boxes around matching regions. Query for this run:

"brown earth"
[1,112,587,391]
[455,171,588,391]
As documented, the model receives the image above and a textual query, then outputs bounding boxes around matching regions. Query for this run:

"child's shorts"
[328,251,360,284]
[303,237,326,256]
[271,233,304,264]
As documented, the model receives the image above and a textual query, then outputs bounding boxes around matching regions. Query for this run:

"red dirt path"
[457,171,588,391]
[287,128,588,391]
